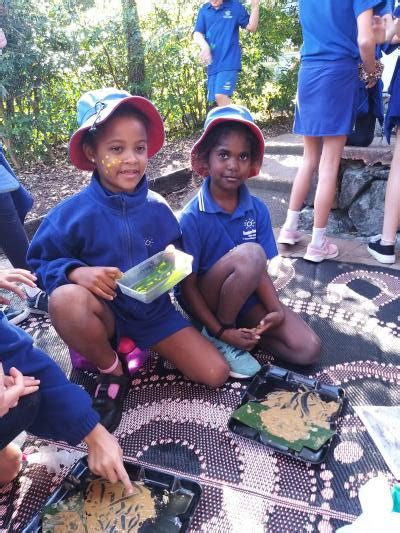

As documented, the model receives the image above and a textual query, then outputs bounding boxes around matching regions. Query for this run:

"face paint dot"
[105,155,109,159]
[107,164,111,168]
[101,160,105,164]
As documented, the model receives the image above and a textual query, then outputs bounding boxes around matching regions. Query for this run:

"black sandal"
[92,373,131,433]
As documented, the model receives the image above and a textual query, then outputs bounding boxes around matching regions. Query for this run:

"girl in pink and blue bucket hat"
[178,105,321,377]
[27,88,230,433]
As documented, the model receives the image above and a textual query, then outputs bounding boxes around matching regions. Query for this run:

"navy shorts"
[113,299,190,350]
[207,70,239,102]
[0,391,41,449]
[294,59,359,136]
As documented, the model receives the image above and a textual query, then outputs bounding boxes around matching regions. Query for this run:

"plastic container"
[22,456,202,533]
[69,337,149,375]
[228,365,345,464]
[117,246,193,304]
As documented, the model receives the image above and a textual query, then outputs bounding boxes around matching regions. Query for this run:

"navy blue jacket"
[0,313,99,445]
[27,174,182,322]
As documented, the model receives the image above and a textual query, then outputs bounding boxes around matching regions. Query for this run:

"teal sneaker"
[201,327,261,379]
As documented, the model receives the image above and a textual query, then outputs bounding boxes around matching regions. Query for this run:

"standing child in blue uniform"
[278,0,383,262]
[368,4,400,263]
[178,105,321,379]
[27,88,230,433]
[193,0,260,106]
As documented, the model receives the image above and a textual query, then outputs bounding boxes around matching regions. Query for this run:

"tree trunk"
[121,0,146,96]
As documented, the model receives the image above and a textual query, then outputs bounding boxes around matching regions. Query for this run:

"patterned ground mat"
[1,257,399,532]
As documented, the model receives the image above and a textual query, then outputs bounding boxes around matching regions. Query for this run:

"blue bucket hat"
[69,88,165,171]
[191,105,265,178]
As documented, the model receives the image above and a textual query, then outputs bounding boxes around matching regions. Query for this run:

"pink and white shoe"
[303,238,339,263]
[277,227,302,245]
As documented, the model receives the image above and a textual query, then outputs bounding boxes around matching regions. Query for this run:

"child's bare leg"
[198,243,267,326]
[153,327,229,388]
[287,136,321,211]
[313,135,346,228]
[0,443,22,486]
[382,129,400,243]
[239,303,321,366]
[50,284,122,375]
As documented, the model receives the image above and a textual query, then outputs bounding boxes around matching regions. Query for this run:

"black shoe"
[26,290,48,315]
[367,236,396,264]
[92,373,131,433]
[2,305,30,325]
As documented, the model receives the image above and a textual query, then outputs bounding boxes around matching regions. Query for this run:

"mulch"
[1,257,399,532]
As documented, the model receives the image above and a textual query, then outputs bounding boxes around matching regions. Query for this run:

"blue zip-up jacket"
[27,174,181,321]
[0,312,99,445]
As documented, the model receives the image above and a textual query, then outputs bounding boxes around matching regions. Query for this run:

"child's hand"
[255,310,284,335]
[84,424,134,495]
[0,268,37,304]
[372,15,386,44]
[394,18,400,39]
[0,364,40,417]
[222,328,260,351]
[68,266,123,301]
[199,44,212,66]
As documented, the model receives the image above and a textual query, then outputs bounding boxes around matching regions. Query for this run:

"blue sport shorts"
[207,70,239,102]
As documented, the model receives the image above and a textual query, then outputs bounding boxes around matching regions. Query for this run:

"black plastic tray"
[23,457,202,532]
[228,365,345,464]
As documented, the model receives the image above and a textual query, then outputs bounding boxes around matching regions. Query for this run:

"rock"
[348,180,386,236]
[299,206,355,234]
[339,166,377,209]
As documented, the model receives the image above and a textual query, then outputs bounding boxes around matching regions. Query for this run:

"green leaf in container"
[231,388,339,452]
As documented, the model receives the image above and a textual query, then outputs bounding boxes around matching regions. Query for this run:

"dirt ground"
[16,119,291,222]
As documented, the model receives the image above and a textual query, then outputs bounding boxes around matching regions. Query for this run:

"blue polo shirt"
[179,177,278,277]
[194,0,250,75]
[299,0,386,61]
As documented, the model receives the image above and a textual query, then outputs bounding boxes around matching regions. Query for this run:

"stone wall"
[299,140,394,237]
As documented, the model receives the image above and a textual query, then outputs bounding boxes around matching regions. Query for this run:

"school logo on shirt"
[223,10,233,19]
[144,236,154,247]
[242,218,256,241]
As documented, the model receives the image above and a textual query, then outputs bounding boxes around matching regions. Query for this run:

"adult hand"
[254,309,285,336]
[0,268,37,304]
[0,28,6,50]
[0,364,39,417]
[68,266,122,301]
[84,424,134,494]
[222,327,260,351]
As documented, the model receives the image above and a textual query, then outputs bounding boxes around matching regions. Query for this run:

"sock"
[380,237,395,246]
[283,209,300,231]
[24,285,41,298]
[310,227,326,248]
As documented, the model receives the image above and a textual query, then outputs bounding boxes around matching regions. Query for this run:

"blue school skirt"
[294,58,359,137]
[384,56,400,143]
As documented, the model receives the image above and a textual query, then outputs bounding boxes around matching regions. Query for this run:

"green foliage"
[0,0,300,164]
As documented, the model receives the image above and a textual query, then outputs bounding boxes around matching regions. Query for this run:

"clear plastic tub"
[117,246,193,304]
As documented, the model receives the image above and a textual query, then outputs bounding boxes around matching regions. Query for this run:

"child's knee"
[49,284,89,316]
[233,243,266,274]
[203,362,230,388]
[298,333,321,365]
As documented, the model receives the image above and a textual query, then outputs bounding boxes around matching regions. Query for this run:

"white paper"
[354,405,400,480]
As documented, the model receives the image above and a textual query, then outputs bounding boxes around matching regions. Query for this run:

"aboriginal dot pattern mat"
[1,257,399,532]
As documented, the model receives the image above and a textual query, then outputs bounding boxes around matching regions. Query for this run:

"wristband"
[358,59,384,84]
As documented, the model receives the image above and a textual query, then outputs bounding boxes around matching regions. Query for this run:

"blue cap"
[191,104,265,178]
[69,88,165,171]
